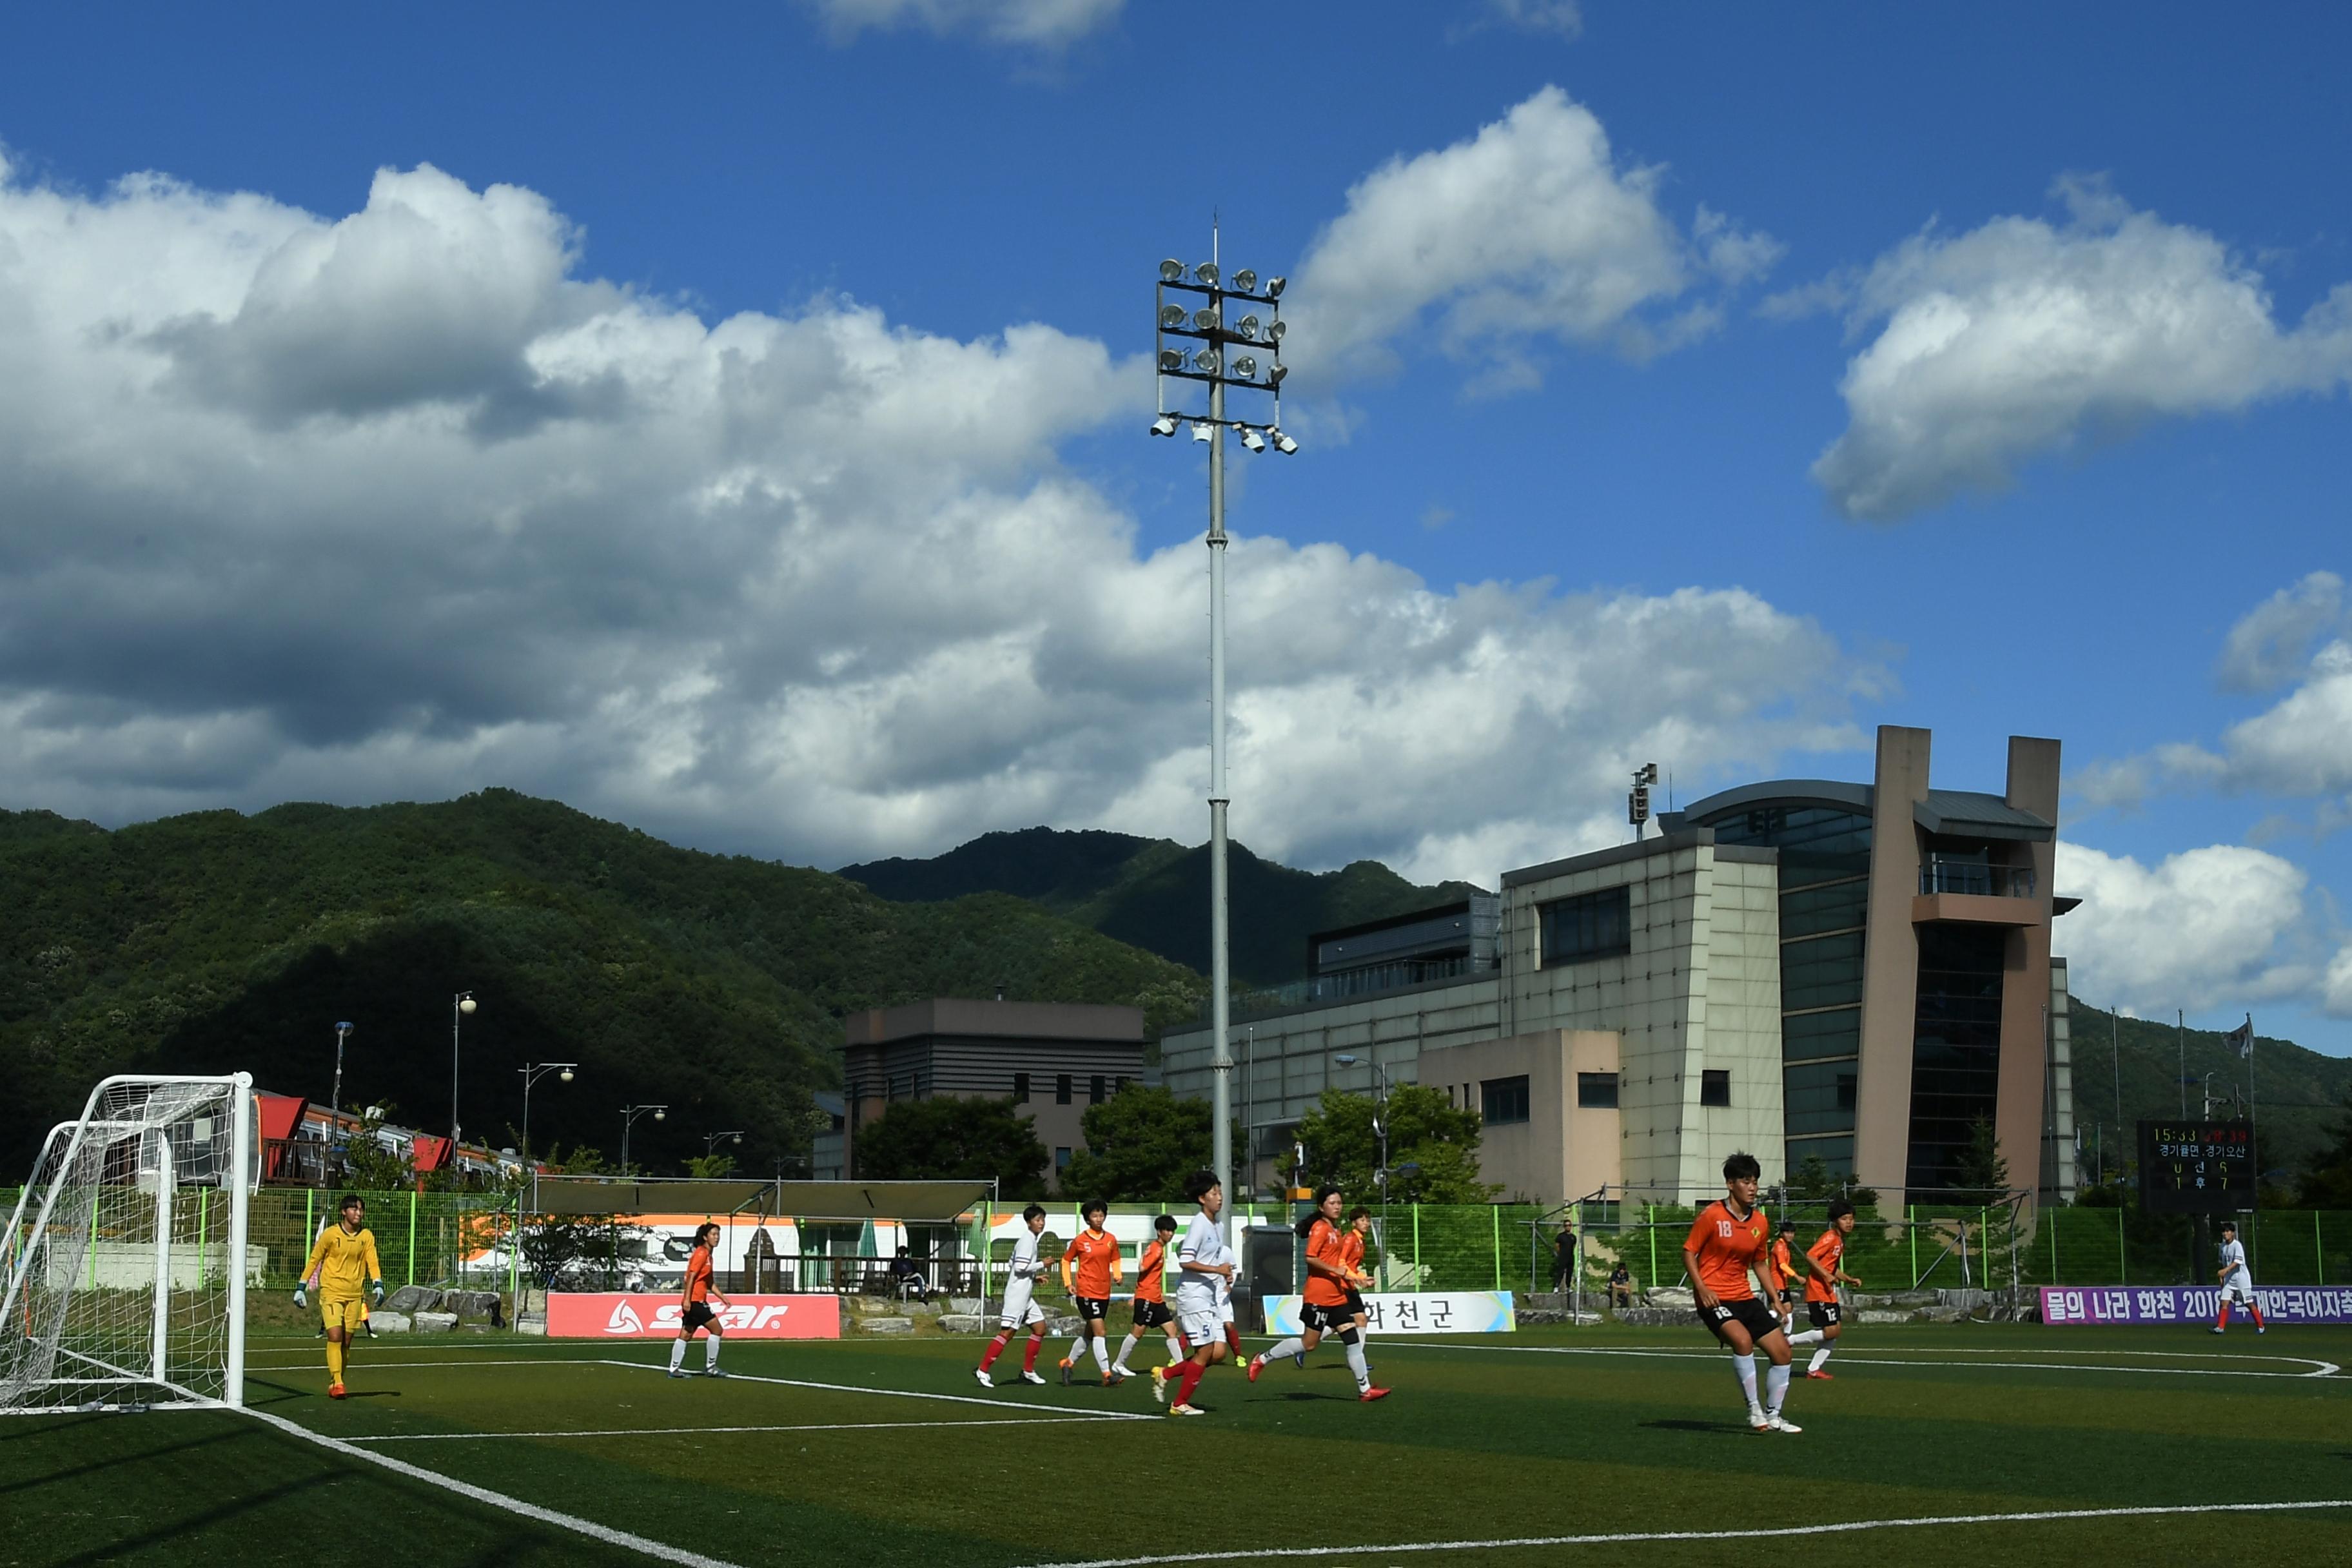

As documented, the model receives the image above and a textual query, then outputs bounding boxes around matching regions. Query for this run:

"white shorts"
[998,1279,1045,1329]
[1218,1298,1234,1326]
[2224,1277,2254,1302]
[1177,1306,1223,1347]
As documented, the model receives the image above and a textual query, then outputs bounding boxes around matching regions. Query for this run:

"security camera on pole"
[1148,231,1296,1257]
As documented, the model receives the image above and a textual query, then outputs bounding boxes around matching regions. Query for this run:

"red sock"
[979,1333,1008,1371]
[2217,1303,2231,1328]
[1224,1324,1242,1355]
[2251,1303,2266,1328]
[1177,1358,1206,1406]
[1023,1334,1043,1372]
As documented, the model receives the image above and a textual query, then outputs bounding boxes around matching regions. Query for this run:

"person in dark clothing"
[1551,1224,1578,1290]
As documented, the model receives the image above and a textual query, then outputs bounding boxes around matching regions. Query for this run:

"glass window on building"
[1576,1072,1619,1109]
[1538,887,1631,966]
[1013,1072,1030,1103]
[1089,1073,1106,1104]
[1481,1075,1531,1125]
[1783,1059,1860,1134]
[1056,1073,1073,1106]
[1905,924,2008,1191]
[1700,1070,1732,1107]
[1055,1146,1072,1172]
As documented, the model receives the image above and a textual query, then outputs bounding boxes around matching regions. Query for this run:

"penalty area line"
[1377,1341,2345,1379]
[348,1414,1120,1442]
[594,1358,1157,1420]
[239,1404,741,1568]
[1019,1498,2352,1567]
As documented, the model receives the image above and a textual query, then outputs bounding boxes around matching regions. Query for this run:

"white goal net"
[1,1073,257,1411]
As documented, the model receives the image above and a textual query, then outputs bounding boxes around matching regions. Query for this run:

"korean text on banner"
[2039,1285,2352,1326]
[1264,1291,1515,1335]
[546,1293,843,1339]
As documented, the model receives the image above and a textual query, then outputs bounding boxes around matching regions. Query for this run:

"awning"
[523,1177,996,1221]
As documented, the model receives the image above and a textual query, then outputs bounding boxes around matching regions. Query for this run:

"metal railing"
[1919,859,2037,898]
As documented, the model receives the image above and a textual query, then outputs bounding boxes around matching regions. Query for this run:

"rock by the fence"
[937,1314,984,1335]
[1858,1309,1917,1325]
[946,1297,983,1314]
[1046,1315,1081,1335]
[384,1286,441,1315]
[1613,1306,1700,1328]
[412,1309,460,1332]
[1644,1286,1696,1309]
[513,1315,546,1337]
[1936,1289,1991,1310]
[1518,1308,1604,1326]
[442,1289,501,1320]
[369,1311,414,1333]
[1886,1289,1940,1308]
[1917,1305,1971,1323]
[860,1317,914,1335]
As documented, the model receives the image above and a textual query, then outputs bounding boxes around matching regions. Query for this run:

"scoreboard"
[2137,1119,2253,1213]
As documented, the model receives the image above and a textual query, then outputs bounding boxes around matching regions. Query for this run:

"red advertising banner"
[546,1292,842,1340]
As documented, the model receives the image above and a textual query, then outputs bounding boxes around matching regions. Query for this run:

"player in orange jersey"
[1682,1152,1799,1433]
[667,1222,730,1378]
[1769,1220,1800,1331]
[1248,1186,1386,1400]
[1784,1199,1862,1377]
[1341,1205,1375,1359]
[1058,1199,1125,1386]
[1112,1213,1184,1384]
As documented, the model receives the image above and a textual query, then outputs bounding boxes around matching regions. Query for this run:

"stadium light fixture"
[620,1102,669,1175]
[329,1022,354,1150]
[1266,276,1286,298]
[449,992,477,1164]
[1148,223,1298,1260]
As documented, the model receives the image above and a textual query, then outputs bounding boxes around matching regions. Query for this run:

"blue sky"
[3,2,2350,1050]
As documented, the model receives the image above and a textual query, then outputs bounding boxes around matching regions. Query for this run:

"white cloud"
[1812,176,2352,521]
[800,0,1121,46]
[2325,944,2352,1017]
[1288,86,1779,391]
[2055,841,2314,1014]
[2073,574,2352,816]
[1464,0,1584,40]
[0,152,1870,881]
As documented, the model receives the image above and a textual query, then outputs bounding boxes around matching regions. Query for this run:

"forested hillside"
[0,792,1203,1176]
[839,825,1484,985]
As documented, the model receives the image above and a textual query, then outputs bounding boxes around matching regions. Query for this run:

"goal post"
[1,1073,258,1412]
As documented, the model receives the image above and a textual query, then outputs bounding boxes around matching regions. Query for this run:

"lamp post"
[703,1130,745,1157]
[620,1104,667,1175]
[331,1024,353,1184]
[1333,1053,1396,1240]
[517,1062,576,1167]
[1148,237,1295,1248]
[451,991,477,1159]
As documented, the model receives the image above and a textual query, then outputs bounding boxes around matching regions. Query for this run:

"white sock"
[1113,1331,1141,1371]
[705,1335,721,1370]
[1765,1360,1790,1416]
[1090,1335,1111,1375]
[669,1338,687,1371]
[1343,1337,1371,1393]
[1786,1328,1821,1347]
[1262,1336,1306,1364]
[1731,1352,1759,1415]
[1809,1344,1834,1373]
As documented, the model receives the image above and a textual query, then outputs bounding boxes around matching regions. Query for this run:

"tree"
[2296,1093,2352,1208]
[683,1153,738,1179]
[1061,1084,1211,1202]
[518,1215,651,1291]
[1292,1083,1499,1204]
[1783,1152,1879,1210]
[1951,1115,2011,1194]
[854,1096,1049,1197]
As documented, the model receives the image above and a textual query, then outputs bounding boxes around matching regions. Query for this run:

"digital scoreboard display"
[2137,1120,2254,1213]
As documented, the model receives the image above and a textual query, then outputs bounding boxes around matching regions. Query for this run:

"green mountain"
[2063,998,2352,1189]
[0,792,1204,1177]
[839,826,1485,986]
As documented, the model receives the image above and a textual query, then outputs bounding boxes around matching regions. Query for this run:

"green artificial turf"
[5,1322,2350,1566]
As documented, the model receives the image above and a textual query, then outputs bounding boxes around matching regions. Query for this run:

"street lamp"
[620,1103,667,1175]
[328,1021,354,1184]
[1152,237,1296,1251]
[703,1130,745,1155]
[451,991,478,1160]
[1333,1053,1398,1232]
[517,1062,577,1167]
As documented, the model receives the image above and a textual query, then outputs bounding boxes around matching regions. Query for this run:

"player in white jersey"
[2211,1219,2266,1335]
[976,1204,1055,1386]
[1155,1169,1235,1415]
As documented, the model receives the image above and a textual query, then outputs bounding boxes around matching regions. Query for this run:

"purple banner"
[2040,1285,2352,1326]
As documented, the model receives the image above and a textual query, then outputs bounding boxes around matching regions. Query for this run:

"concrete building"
[839,998,1146,1190]
[1161,725,2077,1210]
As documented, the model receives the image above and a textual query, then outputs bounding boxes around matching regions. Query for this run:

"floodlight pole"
[1207,227,1235,1255]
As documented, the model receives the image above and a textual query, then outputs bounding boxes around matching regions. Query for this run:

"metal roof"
[1916,789,2053,839]
[1662,779,1874,832]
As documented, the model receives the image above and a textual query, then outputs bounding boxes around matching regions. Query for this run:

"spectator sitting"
[888,1248,930,1302]
[1608,1261,1635,1309]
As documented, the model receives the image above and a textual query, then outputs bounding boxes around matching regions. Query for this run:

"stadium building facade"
[1161,726,2077,1210]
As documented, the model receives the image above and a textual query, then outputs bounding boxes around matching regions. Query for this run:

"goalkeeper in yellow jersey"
[295,1193,384,1400]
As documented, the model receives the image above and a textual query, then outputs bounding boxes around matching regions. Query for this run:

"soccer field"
[6,1323,2350,1567]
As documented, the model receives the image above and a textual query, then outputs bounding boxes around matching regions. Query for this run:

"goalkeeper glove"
[369,1280,385,1306]
[293,1284,308,1308]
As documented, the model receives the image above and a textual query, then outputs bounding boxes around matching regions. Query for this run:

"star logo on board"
[605,1300,643,1335]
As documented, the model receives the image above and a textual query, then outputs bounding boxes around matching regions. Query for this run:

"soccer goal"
[1,1073,257,1413]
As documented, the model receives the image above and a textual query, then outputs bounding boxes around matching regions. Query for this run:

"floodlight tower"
[1148,230,1295,1244]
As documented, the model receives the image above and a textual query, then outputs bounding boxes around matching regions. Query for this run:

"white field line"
[1373,1340,2346,1379]
[244,1358,598,1371]
[1019,1498,2352,1568]
[593,1357,1156,1420]
[239,1405,741,1568]
[348,1415,1119,1442]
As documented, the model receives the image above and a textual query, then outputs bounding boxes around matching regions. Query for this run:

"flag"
[2224,1019,2253,1060]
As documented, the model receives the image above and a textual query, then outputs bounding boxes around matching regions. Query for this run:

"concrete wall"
[1997,735,2062,1215]
[1854,725,1931,1197]
[1420,1029,1622,1203]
